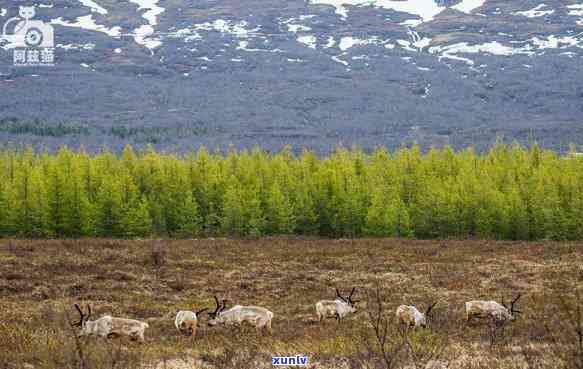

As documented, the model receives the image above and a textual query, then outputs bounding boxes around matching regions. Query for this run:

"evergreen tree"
[122,197,152,238]
[175,193,201,238]
[265,183,295,234]
[221,176,246,236]
[94,175,124,237]
[0,143,580,240]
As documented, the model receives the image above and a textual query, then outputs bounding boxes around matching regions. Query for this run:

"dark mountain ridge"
[0,0,582,153]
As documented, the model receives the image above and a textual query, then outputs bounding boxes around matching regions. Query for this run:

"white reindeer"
[72,304,149,342]
[395,302,438,329]
[315,288,358,322]
[174,307,208,337]
[465,294,522,322]
[207,296,274,335]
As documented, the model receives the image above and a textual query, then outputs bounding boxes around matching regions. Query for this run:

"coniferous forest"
[1,142,582,240]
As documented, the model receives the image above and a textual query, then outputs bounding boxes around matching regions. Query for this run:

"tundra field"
[1,238,582,369]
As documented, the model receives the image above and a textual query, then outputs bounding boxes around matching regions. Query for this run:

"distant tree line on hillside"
[0,142,582,240]
[0,118,90,137]
[0,118,208,144]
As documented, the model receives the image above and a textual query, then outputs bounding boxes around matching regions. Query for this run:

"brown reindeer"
[175,307,209,337]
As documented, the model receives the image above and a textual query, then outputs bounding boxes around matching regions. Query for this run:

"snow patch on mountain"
[567,4,583,24]
[429,35,582,65]
[129,0,165,50]
[168,28,202,42]
[134,25,162,49]
[397,39,416,52]
[168,20,261,50]
[407,28,431,51]
[51,15,121,37]
[298,35,317,49]
[331,55,349,66]
[281,15,315,33]
[311,0,443,23]
[430,41,529,65]
[325,37,336,48]
[288,24,311,32]
[236,40,283,53]
[57,43,95,50]
[530,35,582,50]
[130,0,164,26]
[78,0,108,15]
[451,0,487,14]
[310,0,485,24]
[514,4,554,18]
[193,20,260,37]
[339,36,383,51]
[567,4,583,16]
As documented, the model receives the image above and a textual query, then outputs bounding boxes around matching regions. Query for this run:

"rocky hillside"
[0,0,582,153]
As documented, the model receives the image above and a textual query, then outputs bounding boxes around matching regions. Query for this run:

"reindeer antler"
[72,304,85,327]
[426,301,438,316]
[219,299,228,313]
[336,288,347,302]
[196,307,209,316]
[347,287,358,304]
[510,294,522,314]
[212,296,221,315]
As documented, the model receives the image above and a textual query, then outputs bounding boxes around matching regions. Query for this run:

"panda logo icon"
[0,6,54,49]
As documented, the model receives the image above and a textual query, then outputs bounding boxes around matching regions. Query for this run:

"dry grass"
[0,238,582,369]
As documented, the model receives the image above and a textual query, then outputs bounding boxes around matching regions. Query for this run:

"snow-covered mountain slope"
[0,0,582,153]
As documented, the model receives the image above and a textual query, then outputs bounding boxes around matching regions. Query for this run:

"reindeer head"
[72,304,92,337]
[195,307,209,317]
[336,287,359,314]
[207,296,227,326]
[502,294,522,321]
[183,307,208,336]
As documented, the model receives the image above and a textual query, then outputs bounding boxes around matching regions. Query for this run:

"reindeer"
[396,302,438,329]
[72,304,149,342]
[315,288,359,322]
[465,294,522,322]
[174,307,208,337]
[207,296,274,335]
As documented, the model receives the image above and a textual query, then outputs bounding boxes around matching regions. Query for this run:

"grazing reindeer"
[72,304,149,342]
[396,302,438,329]
[174,307,208,337]
[207,296,274,335]
[465,294,522,322]
[315,288,359,322]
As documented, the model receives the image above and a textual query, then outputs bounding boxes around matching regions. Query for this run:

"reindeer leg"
[267,319,273,335]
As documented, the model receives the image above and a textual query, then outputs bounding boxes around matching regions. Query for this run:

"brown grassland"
[0,238,582,369]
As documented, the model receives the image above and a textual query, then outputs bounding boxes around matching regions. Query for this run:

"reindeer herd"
[70,289,522,342]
